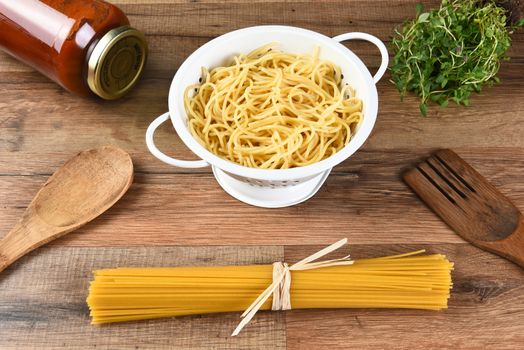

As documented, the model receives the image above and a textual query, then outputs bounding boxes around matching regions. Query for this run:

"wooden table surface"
[1,0,523,349]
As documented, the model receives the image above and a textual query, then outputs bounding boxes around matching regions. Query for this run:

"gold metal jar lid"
[87,26,148,100]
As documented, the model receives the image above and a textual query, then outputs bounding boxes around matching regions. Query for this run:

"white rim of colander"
[168,25,379,181]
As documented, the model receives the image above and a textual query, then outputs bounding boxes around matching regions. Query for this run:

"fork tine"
[434,149,477,192]
[417,162,464,204]
[404,166,464,221]
[426,156,469,197]
[435,149,511,203]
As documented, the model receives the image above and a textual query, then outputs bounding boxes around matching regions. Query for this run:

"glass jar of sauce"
[0,0,148,99]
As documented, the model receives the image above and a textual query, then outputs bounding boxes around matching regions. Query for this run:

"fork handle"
[475,215,524,269]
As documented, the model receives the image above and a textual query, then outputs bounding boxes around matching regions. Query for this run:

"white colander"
[146,25,388,208]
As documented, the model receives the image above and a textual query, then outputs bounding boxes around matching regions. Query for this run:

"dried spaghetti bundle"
[87,247,453,330]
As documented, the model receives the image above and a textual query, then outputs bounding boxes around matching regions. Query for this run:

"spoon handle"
[0,224,26,273]
[0,213,61,273]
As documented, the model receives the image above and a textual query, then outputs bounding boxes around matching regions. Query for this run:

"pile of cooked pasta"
[87,250,453,324]
[184,44,363,169]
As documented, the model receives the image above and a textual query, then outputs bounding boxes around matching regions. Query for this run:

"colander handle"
[146,112,209,168]
[332,32,389,84]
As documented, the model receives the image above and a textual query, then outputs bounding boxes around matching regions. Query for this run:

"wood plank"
[2,32,521,76]
[1,0,523,77]
[0,1,522,175]
[0,245,285,349]
[284,243,524,350]
[1,0,522,76]
[0,64,523,174]
[1,149,523,246]
[0,243,522,350]
[1,0,522,74]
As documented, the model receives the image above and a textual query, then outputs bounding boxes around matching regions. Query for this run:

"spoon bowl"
[0,146,133,273]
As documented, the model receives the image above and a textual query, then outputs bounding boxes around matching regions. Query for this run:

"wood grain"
[1,0,523,349]
[0,245,285,350]
[1,69,523,174]
[1,149,523,246]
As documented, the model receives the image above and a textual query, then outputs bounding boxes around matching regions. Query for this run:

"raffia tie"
[232,238,354,336]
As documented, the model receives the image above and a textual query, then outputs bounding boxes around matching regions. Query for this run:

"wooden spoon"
[0,146,133,273]
[404,149,524,268]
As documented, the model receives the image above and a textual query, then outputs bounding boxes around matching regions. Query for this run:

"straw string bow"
[232,238,353,336]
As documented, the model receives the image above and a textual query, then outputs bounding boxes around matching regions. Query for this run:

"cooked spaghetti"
[87,250,453,325]
[184,44,363,169]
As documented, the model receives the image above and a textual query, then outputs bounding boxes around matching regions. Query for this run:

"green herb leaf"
[420,103,428,116]
[418,13,430,23]
[390,0,518,116]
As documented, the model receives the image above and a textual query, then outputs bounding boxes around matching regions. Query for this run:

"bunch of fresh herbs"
[390,0,523,115]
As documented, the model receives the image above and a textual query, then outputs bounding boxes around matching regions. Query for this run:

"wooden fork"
[404,149,524,268]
